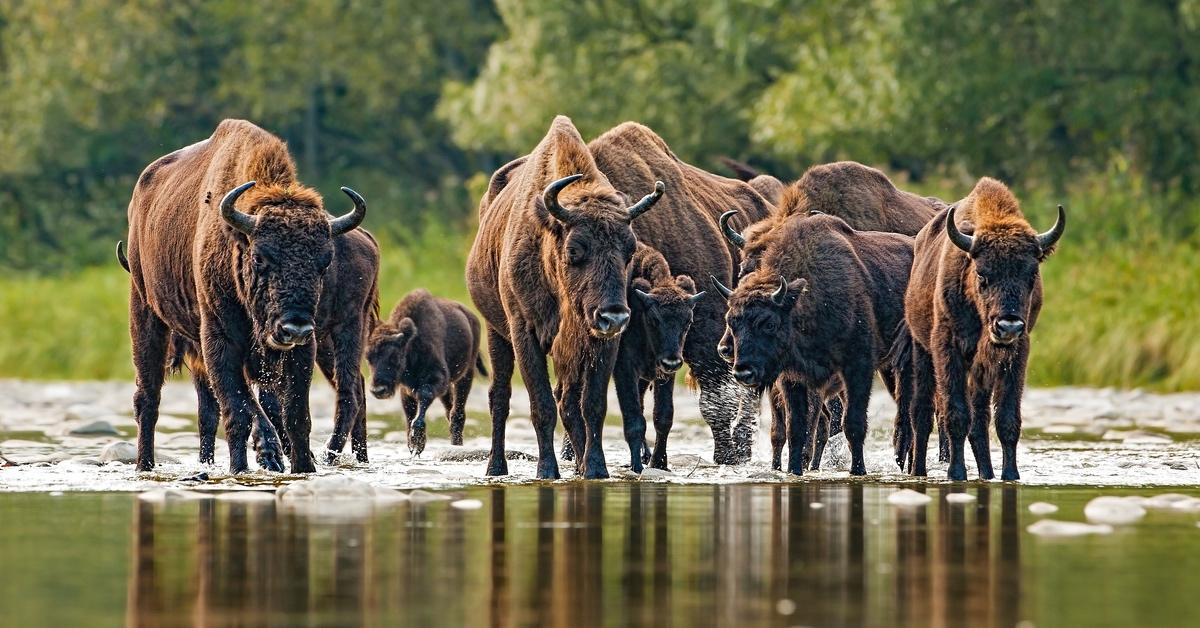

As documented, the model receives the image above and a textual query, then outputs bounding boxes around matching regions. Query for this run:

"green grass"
[1,175,1198,390]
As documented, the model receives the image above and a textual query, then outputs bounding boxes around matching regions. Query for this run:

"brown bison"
[122,119,367,473]
[589,122,774,465]
[903,178,1065,481]
[713,213,914,475]
[118,230,380,465]
[466,116,665,479]
[366,289,486,455]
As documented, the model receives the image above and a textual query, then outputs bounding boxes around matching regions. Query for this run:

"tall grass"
[0,173,1197,390]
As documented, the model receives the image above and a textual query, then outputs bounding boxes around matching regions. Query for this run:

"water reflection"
[125,483,1032,627]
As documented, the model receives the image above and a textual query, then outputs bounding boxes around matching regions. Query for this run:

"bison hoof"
[947,465,967,482]
[323,449,340,466]
[136,460,155,473]
[256,449,286,473]
[486,457,509,476]
[291,455,316,474]
[535,459,561,480]
[850,462,867,476]
[1001,467,1020,481]
[977,468,996,481]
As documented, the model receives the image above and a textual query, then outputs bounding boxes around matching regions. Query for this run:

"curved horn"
[542,174,584,223]
[710,275,733,301]
[116,241,130,273]
[1037,205,1066,251]
[945,205,974,253]
[220,181,258,235]
[771,275,788,306]
[633,288,653,305]
[688,290,707,305]
[330,186,368,236]
[719,210,745,249]
[627,180,666,220]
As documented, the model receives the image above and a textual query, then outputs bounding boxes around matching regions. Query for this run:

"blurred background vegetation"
[0,0,1197,389]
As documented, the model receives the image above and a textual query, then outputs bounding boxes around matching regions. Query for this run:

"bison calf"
[367,289,485,456]
[903,178,1065,481]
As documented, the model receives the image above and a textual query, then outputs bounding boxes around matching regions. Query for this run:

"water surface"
[2,483,1198,627]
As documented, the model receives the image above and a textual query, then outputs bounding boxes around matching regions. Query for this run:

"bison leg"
[933,328,970,481]
[808,396,830,471]
[484,328,514,476]
[993,345,1028,481]
[579,349,615,480]
[510,328,560,480]
[908,344,936,476]
[275,346,317,473]
[193,371,219,466]
[257,388,289,457]
[693,367,738,465]
[318,335,367,464]
[449,369,473,446]
[556,380,577,461]
[883,365,911,471]
[614,362,646,473]
[967,374,995,480]
[408,388,433,457]
[768,385,786,471]
[555,371,589,476]
[843,362,874,476]
[130,295,169,472]
[202,324,284,474]
[648,377,674,471]
[779,380,810,476]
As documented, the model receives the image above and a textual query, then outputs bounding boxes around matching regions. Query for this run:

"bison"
[366,289,486,455]
[122,119,367,473]
[589,122,774,465]
[903,178,1065,481]
[119,230,380,465]
[466,116,665,479]
[713,213,914,475]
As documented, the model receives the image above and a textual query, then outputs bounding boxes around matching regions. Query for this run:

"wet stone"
[68,420,120,436]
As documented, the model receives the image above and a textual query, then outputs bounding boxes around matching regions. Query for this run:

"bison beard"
[123,119,367,474]
[466,116,664,479]
[902,178,1065,481]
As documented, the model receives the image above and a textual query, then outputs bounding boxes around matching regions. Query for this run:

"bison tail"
[719,157,762,182]
[475,355,489,378]
[886,322,915,376]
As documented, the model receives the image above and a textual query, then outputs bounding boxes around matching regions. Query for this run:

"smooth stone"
[1028,502,1059,515]
[1027,519,1113,537]
[450,499,484,510]
[100,442,138,464]
[945,492,977,503]
[278,476,376,502]
[888,489,933,507]
[639,467,673,479]
[1085,496,1147,525]
[68,420,120,436]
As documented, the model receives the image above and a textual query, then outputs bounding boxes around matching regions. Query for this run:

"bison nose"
[732,364,758,386]
[278,321,315,345]
[371,384,391,399]
[717,342,735,363]
[659,356,683,372]
[593,305,630,336]
[994,316,1025,338]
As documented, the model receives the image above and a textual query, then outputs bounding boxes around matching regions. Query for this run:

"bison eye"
[566,245,585,265]
[976,272,988,288]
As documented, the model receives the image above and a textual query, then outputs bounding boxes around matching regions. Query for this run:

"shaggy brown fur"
[903,177,1064,481]
[588,122,775,465]
[466,116,664,479]
[717,214,914,475]
[123,119,367,473]
[366,289,485,456]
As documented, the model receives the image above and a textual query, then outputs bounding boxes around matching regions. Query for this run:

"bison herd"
[119,117,1065,482]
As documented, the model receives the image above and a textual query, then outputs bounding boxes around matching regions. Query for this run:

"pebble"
[67,420,120,436]
[1028,502,1059,515]
[888,489,932,507]
[99,442,138,464]
[1027,519,1114,537]
[1084,496,1146,525]
[277,476,376,502]
[810,502,825,509]
[450,499,484,510]
[639,467,673,479]
[945,492,977,503]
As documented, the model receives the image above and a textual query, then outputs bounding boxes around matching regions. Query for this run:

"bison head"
[712,274,806,390]
[542,174,665,339]
[720,210,778,279]
[365,317,420,399]
[946,204,1065,346]
[630,275,704,377]
[220,181,366,352]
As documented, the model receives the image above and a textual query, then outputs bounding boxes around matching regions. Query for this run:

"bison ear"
[782,278,808,306]
[397,317,417,337]
[674,274,696,293]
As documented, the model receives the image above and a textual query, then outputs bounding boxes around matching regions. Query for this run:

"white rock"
[1142,493,1196,509]
[639,467,673,479]
[1028,502,1059,515]
[946,492,977,503]
[68,420,120,436]
[100,441,138,464]
[450,499,484,510]
[1027,519,1113,537]
[888,489,933,507]
[277,476,376,502]
[810,502,825,510]
[138,489,212,503]
[1084,496,1146,525]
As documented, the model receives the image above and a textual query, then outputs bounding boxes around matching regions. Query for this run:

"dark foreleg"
[780,379,811,476]
[649,377,673,471]
[993,342,1029,481]
[130,295,169,472]
[511,327,561,480]
[967,373,995,480]
[449,369,473,446]
[614,363,647,473]
[485,328,514,477]
[908,344,936,476]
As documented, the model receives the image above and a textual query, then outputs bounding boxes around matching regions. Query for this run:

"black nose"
[277,321,314,344]
[718,342,734,363]
[994,316,1025,337]
[659,356,683,372]
[733,364,757,385]
[593,305,630,335]
[371,384,390,398]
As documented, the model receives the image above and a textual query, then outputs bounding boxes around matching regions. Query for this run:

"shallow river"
[2,483,1199,627]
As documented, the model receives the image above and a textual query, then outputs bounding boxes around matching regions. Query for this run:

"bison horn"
[543,174,584,223]
[116,241,130,273]
[1037,205,1066,251]
[771,275,788,306]
[945,205,974,253]
[220,181,259,235]
[710,275,733,301]
[688,291,707,305]
[719,210,745,249]
[329,187,368,236]
[634,288,654,305]
[627,180,666,220]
